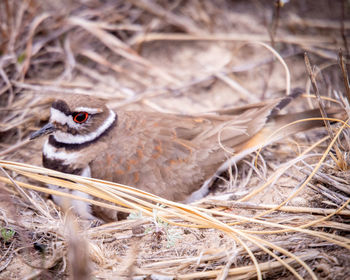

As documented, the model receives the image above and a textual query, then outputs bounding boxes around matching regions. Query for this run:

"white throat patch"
[43,139,79,164]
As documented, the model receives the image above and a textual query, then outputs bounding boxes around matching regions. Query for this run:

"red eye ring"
[73,112,89,124]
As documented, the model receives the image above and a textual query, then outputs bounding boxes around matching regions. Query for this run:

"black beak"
[30,123,56,140]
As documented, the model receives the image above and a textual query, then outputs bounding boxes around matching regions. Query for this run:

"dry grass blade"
[177,252,318,279]
[201,201,350,216]
[1,160,346,279]
[243,118,349,216]
[237,41,291,96]
[304,53,333,136]
[305,52,348,170]
[67,17,178,84]
[128,0,202,34]
[204,207,350,249]
[1,1,349,278]
[132,33,337,45]
[20,13,51,80]
[338,50,350,103]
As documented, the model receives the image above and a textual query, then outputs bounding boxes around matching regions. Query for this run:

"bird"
[30,89,342,222]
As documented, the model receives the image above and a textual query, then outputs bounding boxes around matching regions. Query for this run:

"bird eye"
[73,112,89,124]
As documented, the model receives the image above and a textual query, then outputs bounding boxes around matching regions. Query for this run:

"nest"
[0,0,349,279]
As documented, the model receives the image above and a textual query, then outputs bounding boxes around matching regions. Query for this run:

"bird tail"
[237,106,346,152]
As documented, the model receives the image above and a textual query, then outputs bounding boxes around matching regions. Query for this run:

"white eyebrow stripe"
[50,108,80,129]
[74,107,102,114]
[53,109,116,144]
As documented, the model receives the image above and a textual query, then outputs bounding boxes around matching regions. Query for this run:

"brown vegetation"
[0,0,349,279]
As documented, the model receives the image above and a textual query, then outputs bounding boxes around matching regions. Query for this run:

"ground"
[0,0,349,279]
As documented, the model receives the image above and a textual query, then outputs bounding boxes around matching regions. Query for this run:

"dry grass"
[0,0,349,279]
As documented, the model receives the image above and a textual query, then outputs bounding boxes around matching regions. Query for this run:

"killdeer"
[30,90,341,222]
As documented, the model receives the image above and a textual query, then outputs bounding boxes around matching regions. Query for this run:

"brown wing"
[89,98,283,201]
[90,111,207,201]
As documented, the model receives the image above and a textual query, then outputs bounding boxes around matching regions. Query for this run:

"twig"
[0,166,54,218]
[338,50,350,104]
[299,164,350,195]
[177,252,318,280]
[268,1,282,48]
[261,0,283,98]
[309,183,350,210]
[201,200,350,216]
[128,0,202,35]
[340,0,349,54]
[132,32,336,45]
[304,53,333,137]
